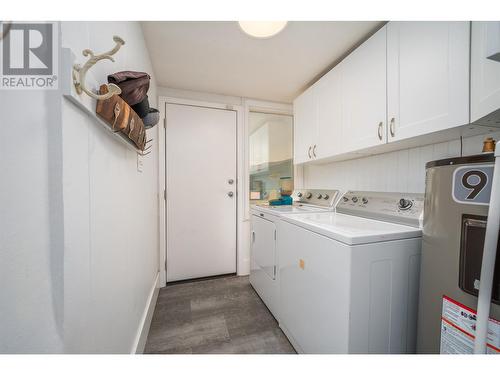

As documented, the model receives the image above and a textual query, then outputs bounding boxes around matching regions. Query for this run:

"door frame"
[158,96,244,286]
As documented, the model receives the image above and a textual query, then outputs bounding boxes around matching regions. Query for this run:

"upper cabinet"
[315,64,343,159]
[471,22,500,124]
[293,86,317,164]
[386,22,470,142]
[341,26,387,153]
[293,21,500,165]
[293,65,343,163]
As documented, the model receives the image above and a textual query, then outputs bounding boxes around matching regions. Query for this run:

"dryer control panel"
[336,191,424,228]
[292,189,340,208]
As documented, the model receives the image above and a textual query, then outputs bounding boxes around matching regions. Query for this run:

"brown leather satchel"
[96,84,146,151]
[127,110,146,150]
[96,85,130,132]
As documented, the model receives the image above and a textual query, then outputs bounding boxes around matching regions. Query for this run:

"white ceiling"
[142,21,384,103]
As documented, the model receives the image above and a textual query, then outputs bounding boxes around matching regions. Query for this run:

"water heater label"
[452,165,494,206]
[440,295,499,354]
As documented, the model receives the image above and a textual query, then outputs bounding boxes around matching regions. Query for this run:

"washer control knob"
[352,196,358,203]
[398,198,412,210]
[297,192,303,198]
[323,194,329,200]
[362,197,368,204]
[305,192,312,199]
[342,196,349,202]
[316,194,323,199]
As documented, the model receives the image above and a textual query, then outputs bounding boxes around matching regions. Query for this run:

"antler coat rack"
[73,35,125,100]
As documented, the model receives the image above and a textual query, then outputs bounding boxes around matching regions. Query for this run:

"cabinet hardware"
[389,117,396,137]
[252,231,255,243]
[377,122,383,140]
[227,191,234,197]
[308,146,312,159]
[312,144,317,158]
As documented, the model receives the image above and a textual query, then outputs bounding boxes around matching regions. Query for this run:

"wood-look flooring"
[144,275,295,354]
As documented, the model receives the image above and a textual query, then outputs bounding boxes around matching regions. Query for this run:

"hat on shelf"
[143,108,160,129]
[107,71,150,106]
[131,95,150,118]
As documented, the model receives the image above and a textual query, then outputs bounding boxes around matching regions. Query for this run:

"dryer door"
[251,214,277,280]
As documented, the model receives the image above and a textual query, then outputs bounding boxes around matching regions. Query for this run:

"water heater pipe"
[474,147,500,354]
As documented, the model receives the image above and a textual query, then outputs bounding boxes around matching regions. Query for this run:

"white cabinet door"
[251,215,276,280]
[293,87,316,164]
[471,21,500,124]
[387,22,470,141]
[315,65,343,159]
[341,26,387,153]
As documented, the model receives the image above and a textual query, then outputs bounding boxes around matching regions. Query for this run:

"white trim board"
[131,272,159,354]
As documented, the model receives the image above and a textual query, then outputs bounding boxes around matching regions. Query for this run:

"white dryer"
[278,191,424,354]
[249,189,339,320]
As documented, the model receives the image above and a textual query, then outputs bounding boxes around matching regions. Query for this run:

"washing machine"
[278,191,424,353]
[249,189,339,320]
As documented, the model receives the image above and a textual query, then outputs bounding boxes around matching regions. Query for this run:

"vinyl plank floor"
[144,275,296,354]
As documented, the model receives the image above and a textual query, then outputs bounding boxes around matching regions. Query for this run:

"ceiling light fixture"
[238,21,288,39]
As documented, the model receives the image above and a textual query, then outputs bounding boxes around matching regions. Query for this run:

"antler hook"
[72,35,125,100]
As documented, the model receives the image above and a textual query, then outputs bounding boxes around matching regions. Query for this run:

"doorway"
[165,103,237,282]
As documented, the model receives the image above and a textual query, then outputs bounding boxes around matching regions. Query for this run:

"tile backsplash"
[302,130,500,193]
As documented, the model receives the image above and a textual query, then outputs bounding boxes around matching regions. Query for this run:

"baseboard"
[131,272,160,354]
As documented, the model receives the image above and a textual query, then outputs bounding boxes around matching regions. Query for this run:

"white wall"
[302,130,500,193]
[0,88,65,353]
[0,21,159,353]
[60,22,159,353]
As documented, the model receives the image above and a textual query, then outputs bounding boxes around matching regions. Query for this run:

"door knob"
[228,179,234,185]
[227,191,234,197]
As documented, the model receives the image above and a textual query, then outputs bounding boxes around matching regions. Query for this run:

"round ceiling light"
[238,21,288,39]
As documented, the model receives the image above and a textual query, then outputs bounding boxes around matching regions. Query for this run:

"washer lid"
[281,212,422,245]
[251,204,333,216]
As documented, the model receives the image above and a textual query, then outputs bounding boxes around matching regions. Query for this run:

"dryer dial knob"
[352,197,358,203]
[323,194,329,200]
[398,198,412,210]
[342,196,349,202]
[297,192,303,197]
[305,192,312,199]
[316,194,323,199]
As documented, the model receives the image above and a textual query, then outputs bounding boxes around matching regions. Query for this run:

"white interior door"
[165,103,237,282]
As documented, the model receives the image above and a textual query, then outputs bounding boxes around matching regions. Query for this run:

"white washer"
[249,189,339,320]
[278,191,424,354]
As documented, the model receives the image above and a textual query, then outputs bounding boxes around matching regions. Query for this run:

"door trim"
[158,96,244,287]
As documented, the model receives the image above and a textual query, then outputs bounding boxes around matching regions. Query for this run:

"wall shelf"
[61,48,152,156]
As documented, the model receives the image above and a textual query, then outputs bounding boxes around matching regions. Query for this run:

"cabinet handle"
[312,144,317,158]
[252,231,255,243]
[377,122,383,140]
[308,146,312,159]
[389,117,396,137]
